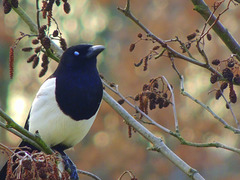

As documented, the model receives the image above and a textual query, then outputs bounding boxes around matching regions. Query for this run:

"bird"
[0,44,105,179]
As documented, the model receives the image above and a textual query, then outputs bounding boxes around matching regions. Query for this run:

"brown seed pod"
[38,33,45,40]
[134,94,140,101]
[222,68,234,82]
[39,66,48,77]
[226,103,230,109]
[139,93,144,118]
[163,100,170,107]
[143,96,149,114]
[215,90,222,100]
[47,10,52,27]
[187,33,196,41]
[158,100,164,109]
[142,84,149,91]
[134,59,143,67]
[60,38,67,51]
[129,43,135,52]
[227,61,235,68]
[143,56,148,71]
[153,81,159,89]
[152,46,160,50]
[39,25,47,33]
[3,0,12,14]
[27,54,37,63]
[229,90,237,103]
[117,99,125,105]
[32,56,40,69]
[149,99,156,110]
[148,92,156,100]
[220,82,228,91]
[34,46,42,53]
[210,73,219,84]
[32,39,39,45]
[22,47,33,52]
[137,33,142,38]
[45,2,53,11]
[212,59,220,65]
[128,125,132,138]
[207,33,212,41]
[109,82,115,87]
[63,2,71,14]
[42,37,51,49]
[162,93,168,98]
[9,47,14,79]
[42,1,47,18]
[234,75,240,85]
[42,53,49,64]
[53,30,59,37]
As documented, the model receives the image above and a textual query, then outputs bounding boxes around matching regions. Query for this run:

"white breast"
[28,78,99,148]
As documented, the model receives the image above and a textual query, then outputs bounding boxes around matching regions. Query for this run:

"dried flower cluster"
[6,150,69,180]
[135,77,172,118]
[210,55,239,105]
[182,29,212,53]
[130,33,162,71]
[3,0,18,14]
[42,0,71,27]
[7,0,70,78]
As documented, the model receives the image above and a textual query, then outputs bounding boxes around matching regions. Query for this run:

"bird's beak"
[86,45,105,58]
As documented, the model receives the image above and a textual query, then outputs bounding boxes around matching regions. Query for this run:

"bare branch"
[117,0,220,75]
[191,0,240,60]
[77,169,102,180]
[0,108,53,154]
[103,91,205,180]
[180,76,240,133]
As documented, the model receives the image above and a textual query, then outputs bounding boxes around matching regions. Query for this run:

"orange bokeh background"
[1,0,240,179]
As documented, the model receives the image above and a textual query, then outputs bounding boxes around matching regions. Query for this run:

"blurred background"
[0,0,240,179]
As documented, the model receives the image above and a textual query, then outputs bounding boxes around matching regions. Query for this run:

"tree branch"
[180,76,240,133]
[0,108,53,154]
[191,0,240,60]
[117,0,220,75]
[103,91,205,180]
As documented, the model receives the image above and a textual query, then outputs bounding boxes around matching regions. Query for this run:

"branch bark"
[191,0,240,60]
[103,91,205,180]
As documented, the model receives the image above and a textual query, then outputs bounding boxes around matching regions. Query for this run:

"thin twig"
[77,169,102,180]
[191,0,240,60]
[171,133,240,154]
[161,76,179,133]
[118,170,136,180]
[117,0,220,75]
[180,76,240,133]
[36,0,40,29]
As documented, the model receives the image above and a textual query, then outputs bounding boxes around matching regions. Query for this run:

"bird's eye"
[74,51,80,56]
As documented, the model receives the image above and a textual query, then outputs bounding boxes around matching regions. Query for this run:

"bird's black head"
[59,44,105,69]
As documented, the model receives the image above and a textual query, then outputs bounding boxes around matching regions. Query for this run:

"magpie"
[0,44,104,179]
